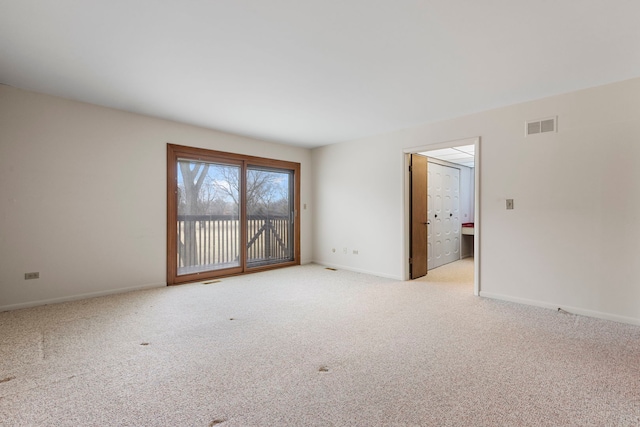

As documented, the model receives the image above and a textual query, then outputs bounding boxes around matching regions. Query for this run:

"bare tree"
[178,161,209,267]
[215,168,287,216]
[200,173,235,215]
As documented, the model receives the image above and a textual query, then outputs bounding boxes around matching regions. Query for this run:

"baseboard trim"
[479,291,640,326]
[312,261,403,281]
[0,282,167,312]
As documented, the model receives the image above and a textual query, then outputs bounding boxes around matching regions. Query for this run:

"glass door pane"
[246,167,294,267]
[177,159,241,275]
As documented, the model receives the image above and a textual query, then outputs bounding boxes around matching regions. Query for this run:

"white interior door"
[428,162,460,270]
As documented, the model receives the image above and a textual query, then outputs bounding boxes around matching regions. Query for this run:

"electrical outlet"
[352,250,359,255]
[25,272,39,280]
[506,199,514,210]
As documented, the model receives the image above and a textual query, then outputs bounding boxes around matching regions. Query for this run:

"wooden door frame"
[402,137,481,296]
[167,143,301,285]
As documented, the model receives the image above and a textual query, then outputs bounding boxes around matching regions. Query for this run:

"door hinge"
[409,258,413,264]
[408,165,412,172]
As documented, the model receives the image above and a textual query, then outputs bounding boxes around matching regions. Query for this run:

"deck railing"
[177,214,292,273]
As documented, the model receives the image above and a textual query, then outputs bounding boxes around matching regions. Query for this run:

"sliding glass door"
[176,159,241,275]
[167,144,300,285]
[246,167,294,267]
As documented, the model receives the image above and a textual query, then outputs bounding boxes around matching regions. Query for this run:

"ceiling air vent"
[525,116,557,136]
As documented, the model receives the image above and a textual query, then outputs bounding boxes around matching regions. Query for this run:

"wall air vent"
[526,116,557,136]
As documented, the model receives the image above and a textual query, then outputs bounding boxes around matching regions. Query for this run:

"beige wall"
[3,78,640,325]
[0,85,313,310]
[313,77,640,325]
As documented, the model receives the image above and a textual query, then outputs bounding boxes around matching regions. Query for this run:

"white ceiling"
[1,1,639,148]
[420,145,475,168]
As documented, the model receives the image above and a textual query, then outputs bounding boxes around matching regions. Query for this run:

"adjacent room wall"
[461,167,474,225]
[0,85,313,310]
[312,77,640,325]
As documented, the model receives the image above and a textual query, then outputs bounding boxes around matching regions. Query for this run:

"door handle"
[423,221,430,225]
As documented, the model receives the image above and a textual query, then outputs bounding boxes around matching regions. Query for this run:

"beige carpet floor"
[1,260,639,426]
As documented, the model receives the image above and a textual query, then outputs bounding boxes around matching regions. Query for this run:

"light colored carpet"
[1,260,639,426]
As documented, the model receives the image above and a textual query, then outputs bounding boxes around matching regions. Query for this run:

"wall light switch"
[506,199,514,210]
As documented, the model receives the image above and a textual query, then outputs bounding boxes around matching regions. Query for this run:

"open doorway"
[404,137,480,295]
